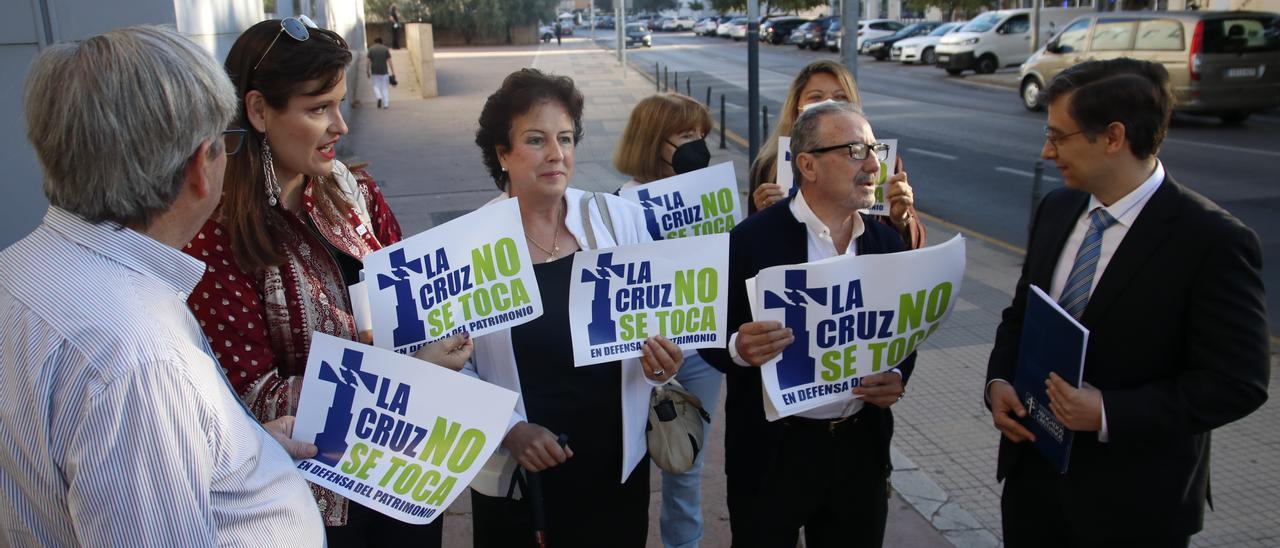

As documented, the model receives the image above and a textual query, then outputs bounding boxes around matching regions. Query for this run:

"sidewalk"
[342,36,1280,548]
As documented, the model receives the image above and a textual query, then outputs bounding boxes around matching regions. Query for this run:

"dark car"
[863,21,943,60]
[789,21,813,47]
[761,17,809,45]
[625,23,652,47]
[804,17,835,51]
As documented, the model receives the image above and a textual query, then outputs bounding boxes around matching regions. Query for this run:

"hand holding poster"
[568,234,729,366]
[753,235,965,418]
[862,139,899,216]
[292,333,518,524]
[362,199,543,354]
[618,162,742,240]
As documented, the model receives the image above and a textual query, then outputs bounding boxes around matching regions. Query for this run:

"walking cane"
[525,433,570,548]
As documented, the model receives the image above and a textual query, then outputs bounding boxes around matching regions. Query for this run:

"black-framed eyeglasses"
[253,15,319,71]
[1044,126,1084,148]
[805,141,890,162]
[222,128,248,156]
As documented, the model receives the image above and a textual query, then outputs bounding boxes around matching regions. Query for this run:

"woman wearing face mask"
[182,18,471,546]
[749,60,925,249]
[612,92,721,548]
[466,69,686,547]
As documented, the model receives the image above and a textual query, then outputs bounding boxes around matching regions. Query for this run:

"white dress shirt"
[0,208,323,547]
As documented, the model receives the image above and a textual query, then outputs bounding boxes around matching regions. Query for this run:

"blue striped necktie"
[1059,207,1118,320]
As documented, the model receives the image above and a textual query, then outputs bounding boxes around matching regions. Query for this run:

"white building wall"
[0,0,366,248]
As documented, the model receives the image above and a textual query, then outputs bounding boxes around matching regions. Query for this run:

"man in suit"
[985,58,1269,547]
[700,101,916,547]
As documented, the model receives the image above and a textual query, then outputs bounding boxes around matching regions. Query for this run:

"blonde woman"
[749,60,925,249]
[614,92,720,548]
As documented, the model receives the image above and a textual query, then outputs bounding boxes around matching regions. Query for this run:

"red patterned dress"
[183,162,401,526]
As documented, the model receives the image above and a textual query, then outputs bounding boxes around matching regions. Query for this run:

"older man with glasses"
[0,26,324,546]
[699,100,916,548]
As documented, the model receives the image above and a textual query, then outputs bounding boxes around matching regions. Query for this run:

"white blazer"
[463,187,667,497]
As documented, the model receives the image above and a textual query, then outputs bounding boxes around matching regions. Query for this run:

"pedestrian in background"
[985,58,1269,548]
[466,68,686,548]
[368,36,395,109]
[749,61,924,250]
[700,101,914,547]
[184,18,471,546]
[389,3,401,49]
[554,20,563,46]
[613,92,721,548]
[0,25,324,546]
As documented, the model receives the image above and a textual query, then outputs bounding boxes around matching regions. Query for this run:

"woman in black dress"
[463,69,686,547]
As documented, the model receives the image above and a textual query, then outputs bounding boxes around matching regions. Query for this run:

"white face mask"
[798,98,844,113]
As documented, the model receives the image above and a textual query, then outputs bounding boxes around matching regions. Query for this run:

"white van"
[935,7,1093,75]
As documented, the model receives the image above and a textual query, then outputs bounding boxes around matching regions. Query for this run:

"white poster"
[618,162,742,240]
[292,333,518,524]
[753,235,965,418]
[568,234,730,366]
[776,136,794,197]
[862,138,899,216]
[362,199,543,355]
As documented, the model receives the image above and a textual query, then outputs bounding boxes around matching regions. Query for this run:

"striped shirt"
[0,208,323,547]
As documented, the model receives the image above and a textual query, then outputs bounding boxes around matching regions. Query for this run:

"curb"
[891,447,1002,548]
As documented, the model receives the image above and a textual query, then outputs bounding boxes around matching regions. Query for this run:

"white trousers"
[371,74,390,107]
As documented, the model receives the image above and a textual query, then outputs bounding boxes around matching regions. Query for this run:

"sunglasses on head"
[254,15,319,72]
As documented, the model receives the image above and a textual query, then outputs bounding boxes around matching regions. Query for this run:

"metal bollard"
[720,94,727,149]
[1029,160,1045,235]
[655,64,660,92]
[674,70,679,91]
[686,78,691,97]
[705,86,711,108]
[663,66,669,92]
[762,104,769,136]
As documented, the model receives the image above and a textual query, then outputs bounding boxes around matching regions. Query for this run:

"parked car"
[663,16,696,31]
[1018,10,1280,123]
[863,21,944,60]
[762,17,810,45]
[652,17,670,31]
[936,7,1091,75]
[790,21,814,47]
[804,16,836,50]
[539,24,555,42]
[597,16,615,29]
[891,21,965,64]
[694,17,718,35]
[855,19,905,52]
[825,17,842,51]
[728,17,749,40]
[719,17,746,38]
[625,23,653,47]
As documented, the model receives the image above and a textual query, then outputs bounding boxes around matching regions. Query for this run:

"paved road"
[598,30,1280,336]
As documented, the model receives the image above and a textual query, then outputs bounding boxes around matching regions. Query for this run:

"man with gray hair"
[699,101,917,547]
[0,26,324,546]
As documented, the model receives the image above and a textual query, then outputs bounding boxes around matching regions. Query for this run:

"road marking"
[1163,137,1280,158]
[907,148,957,160]
[996,166,1060,182]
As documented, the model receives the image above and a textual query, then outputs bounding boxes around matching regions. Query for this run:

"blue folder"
[1014,285,1089,474]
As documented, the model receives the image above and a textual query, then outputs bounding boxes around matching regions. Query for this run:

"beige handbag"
[647,380,711,474]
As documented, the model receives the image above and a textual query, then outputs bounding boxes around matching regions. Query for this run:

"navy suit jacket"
[985,175,1270,538]
[700,196,917,483]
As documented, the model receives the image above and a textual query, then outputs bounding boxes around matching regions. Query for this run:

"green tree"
[635,0,679,12]
[689,1,706,10]
[711,0,747,13]
[768,0,827,14]
[903,0,994,21]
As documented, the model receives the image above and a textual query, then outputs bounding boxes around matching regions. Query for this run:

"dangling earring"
[261,138,282,206]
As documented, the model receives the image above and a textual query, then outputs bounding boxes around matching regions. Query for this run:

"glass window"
[1090,19,1135,50]
[963,12,1002,33]
[1000,14,1030,35]
[1202,17,1280,53]
[1134,19,1183,51]
[1056,18,1092,53]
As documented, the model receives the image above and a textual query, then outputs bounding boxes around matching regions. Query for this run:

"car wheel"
[976,54,998,75]
[1220,111,1250,125]
[1021,77,1044,111]
[945,68,964,76]
[874,51,888,61]
[921,48,936,65]
[809,42,820,51]
[796,43,806,49]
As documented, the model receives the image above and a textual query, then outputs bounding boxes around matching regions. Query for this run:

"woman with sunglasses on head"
[182,18,471,546]
[612,92,721,548]
[465,69,686,547]
[749,60,925,249]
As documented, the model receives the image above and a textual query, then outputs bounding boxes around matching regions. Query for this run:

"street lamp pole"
[840,0,860,80]
[748,0,761,163]
[616,0,626,66]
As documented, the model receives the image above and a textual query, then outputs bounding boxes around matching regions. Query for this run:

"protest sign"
[362,199,543,355]
[753,235,965,418]
[776,137,794,196]
[618,162,742,240]
[568,234,729,366]
[862,138,899,216]
[292,333,518,524]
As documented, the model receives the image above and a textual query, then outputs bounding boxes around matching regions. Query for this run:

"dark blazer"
[700,196,918,484]
[986,176,1270,537]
